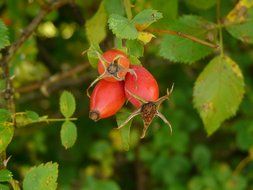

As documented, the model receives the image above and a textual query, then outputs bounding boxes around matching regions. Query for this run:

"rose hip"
[124,65,159,108]
[89,80,126,121]
[87,49,130,97]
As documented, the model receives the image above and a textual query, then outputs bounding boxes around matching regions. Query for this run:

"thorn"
[3,155,12,167]
[40,85,49,97]
[169,83,174,94]
[81,49,88,55]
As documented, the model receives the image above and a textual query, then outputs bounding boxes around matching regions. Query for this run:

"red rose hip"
[125,65,159,108]
[97,49,130,82]
[87,49,130,97]
[89,80,126,121]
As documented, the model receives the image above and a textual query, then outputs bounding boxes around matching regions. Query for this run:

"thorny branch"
[233,153,253,176]
[16,63,89,95]
[0,0,72,169]
[0,0,71,105]
[148,28,219,49]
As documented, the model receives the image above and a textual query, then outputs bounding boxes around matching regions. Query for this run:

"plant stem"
[217,0,224,56]
[14,63,89,95]
[45,118,78,122]
[148,28,219,49]
[16,118,78,128]
[233,155,253,175]
[124,0,133,20]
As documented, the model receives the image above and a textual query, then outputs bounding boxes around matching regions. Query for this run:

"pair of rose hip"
[88,49,173,138]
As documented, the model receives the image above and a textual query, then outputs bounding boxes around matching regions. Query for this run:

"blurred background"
[1,0,253,189]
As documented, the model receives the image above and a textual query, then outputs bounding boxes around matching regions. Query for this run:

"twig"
[17,75,88,104]
[123,0,133,20]
[233,155,253,176]
[216,0,224,55]
[148,28,219,49]
[0,0,71,106]
[16,63,89,94]
[0,0,71,167]
[1,0,71,65]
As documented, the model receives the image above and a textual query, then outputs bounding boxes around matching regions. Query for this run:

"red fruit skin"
[90,80,126,120]
[125,65,159,108]
[97,49,130,82]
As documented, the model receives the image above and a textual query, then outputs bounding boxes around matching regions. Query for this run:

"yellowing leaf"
[23,162,58,190]
[137,32,155,44]
[193,55,245,135]
[225,0,253,43]
[226,0,253,22]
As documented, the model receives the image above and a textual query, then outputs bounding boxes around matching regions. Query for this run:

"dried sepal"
[118,84,174,138]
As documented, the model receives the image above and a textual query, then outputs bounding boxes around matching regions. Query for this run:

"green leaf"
[193,55,245,135]
[108,14,138,39]
[115,37,123,49]
[23,162,58,190]
[0,169,13,182]
[89,141,112,161]
[25,111,40,121]
[87,43,102,68]
[92,180,120,190]
[0,109,11,123]
[192,145,211,170]
[126,40,144,58]
[0,124,14,153]
[85,1,107,44]
[116,110,133,151]
[82,177,120,190]
[187,0,216,10]
[15,111,40,127]
[60,91,76,118]
[0,19,10,50]
[0,184,10,190]
[159,15,217,63]
[129,55,142,65]
[104,0,124,16]
[132,9,163,30]
[151,0,178,21]
[225,0,253,43]
[234,120,253,151]
[60,121,77,149]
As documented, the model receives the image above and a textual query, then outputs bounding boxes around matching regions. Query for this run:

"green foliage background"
[1,0,253,189]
